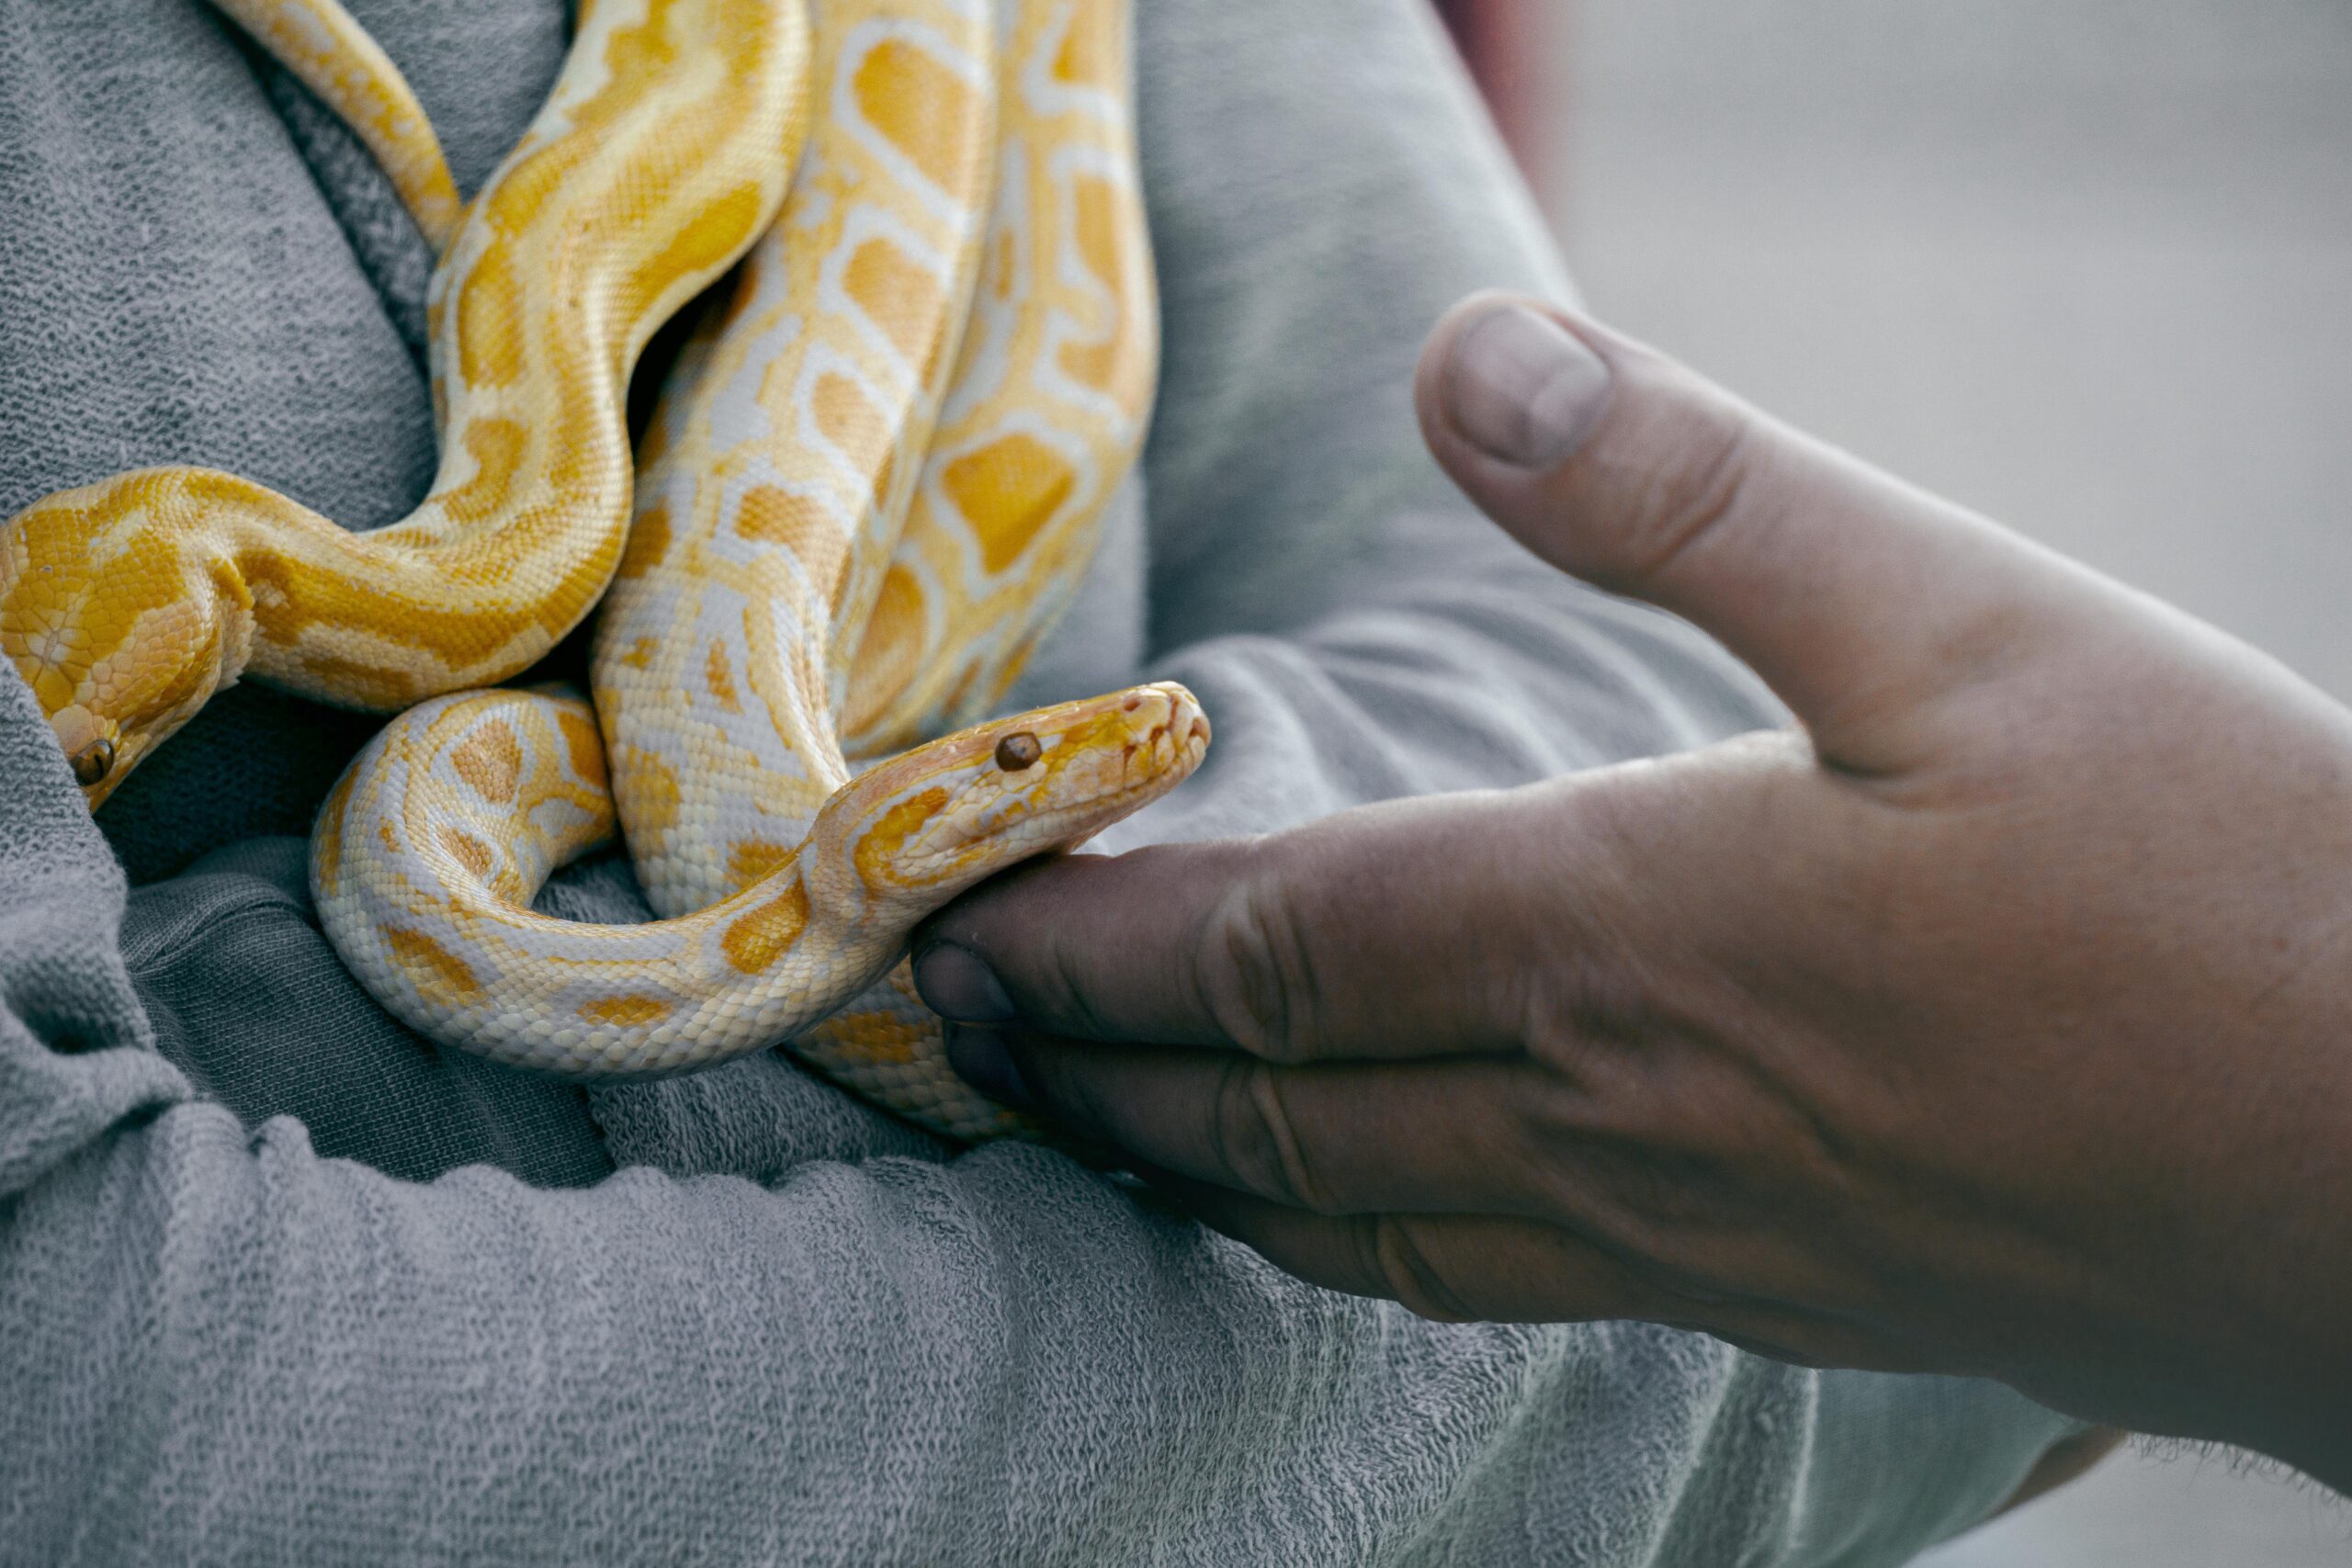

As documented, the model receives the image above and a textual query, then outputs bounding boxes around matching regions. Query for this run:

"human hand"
[912,294,2352,1488]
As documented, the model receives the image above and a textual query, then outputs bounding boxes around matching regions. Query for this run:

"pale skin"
[914,293,2352,1495]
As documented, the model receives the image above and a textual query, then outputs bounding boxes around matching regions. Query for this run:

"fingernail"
[944,1024,1032,1110]
[1444,304,1614,469]
[912,942,1015,1022]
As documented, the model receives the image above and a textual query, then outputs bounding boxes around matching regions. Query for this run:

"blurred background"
[1435,0,2352,1562]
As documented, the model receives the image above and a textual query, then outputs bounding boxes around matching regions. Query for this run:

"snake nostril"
[71,738,116,788]
[994,732,1041,772]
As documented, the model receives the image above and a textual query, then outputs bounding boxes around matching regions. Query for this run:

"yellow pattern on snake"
[310,0,1196,1141]
[0,0,809,804]
[839,0,1159,759]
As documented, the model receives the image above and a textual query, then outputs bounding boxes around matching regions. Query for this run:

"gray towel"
[0,0,2080,1562]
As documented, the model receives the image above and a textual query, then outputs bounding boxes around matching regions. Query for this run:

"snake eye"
[71,737,116,788]
[993,732,1041,772]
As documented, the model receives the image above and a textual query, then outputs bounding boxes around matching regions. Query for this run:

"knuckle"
[1206,1058,1340,1214]
[1194,863,1325,1062]
[1365,1216,1476,1324]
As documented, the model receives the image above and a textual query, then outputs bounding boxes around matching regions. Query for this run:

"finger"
[1414,293,2098,770]
[961,1024,1552,1216]
[953,941,1891,1292]
[1163,1179,1914,1365]
[1155,1178,1689,1325]
[916,784,1582,1061]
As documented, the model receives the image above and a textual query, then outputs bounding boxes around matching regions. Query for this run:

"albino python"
[1,0,1198,1141]
[2,0,809,797]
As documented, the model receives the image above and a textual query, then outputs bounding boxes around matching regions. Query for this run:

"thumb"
[1416,294,2074,768]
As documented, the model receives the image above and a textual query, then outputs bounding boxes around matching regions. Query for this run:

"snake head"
[2,473,254,809]
[809,681,1211,921]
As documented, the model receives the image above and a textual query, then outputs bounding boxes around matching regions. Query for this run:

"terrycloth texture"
[0,0,2082,1562]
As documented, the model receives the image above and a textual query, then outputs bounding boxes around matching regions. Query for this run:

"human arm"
[911,291,2352,1493]
[2,0,2086,1559]
[6,645,2077,1565]
[952,0,2097,1543]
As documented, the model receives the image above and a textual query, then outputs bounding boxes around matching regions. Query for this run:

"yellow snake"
[1,0,808,800]
[5,0,1198,1141]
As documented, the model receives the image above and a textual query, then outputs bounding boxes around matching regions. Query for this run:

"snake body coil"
[2,0,809,799]
[5,0,1194,1142]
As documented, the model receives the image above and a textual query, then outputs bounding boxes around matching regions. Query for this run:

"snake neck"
[204,460,626,713]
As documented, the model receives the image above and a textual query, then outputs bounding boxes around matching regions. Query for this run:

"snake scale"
[0,0,1202,1142]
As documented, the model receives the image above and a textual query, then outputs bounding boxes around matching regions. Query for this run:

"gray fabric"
[125,836,608,1189]
[0,0,2082,1562]
[0,0,451,880]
